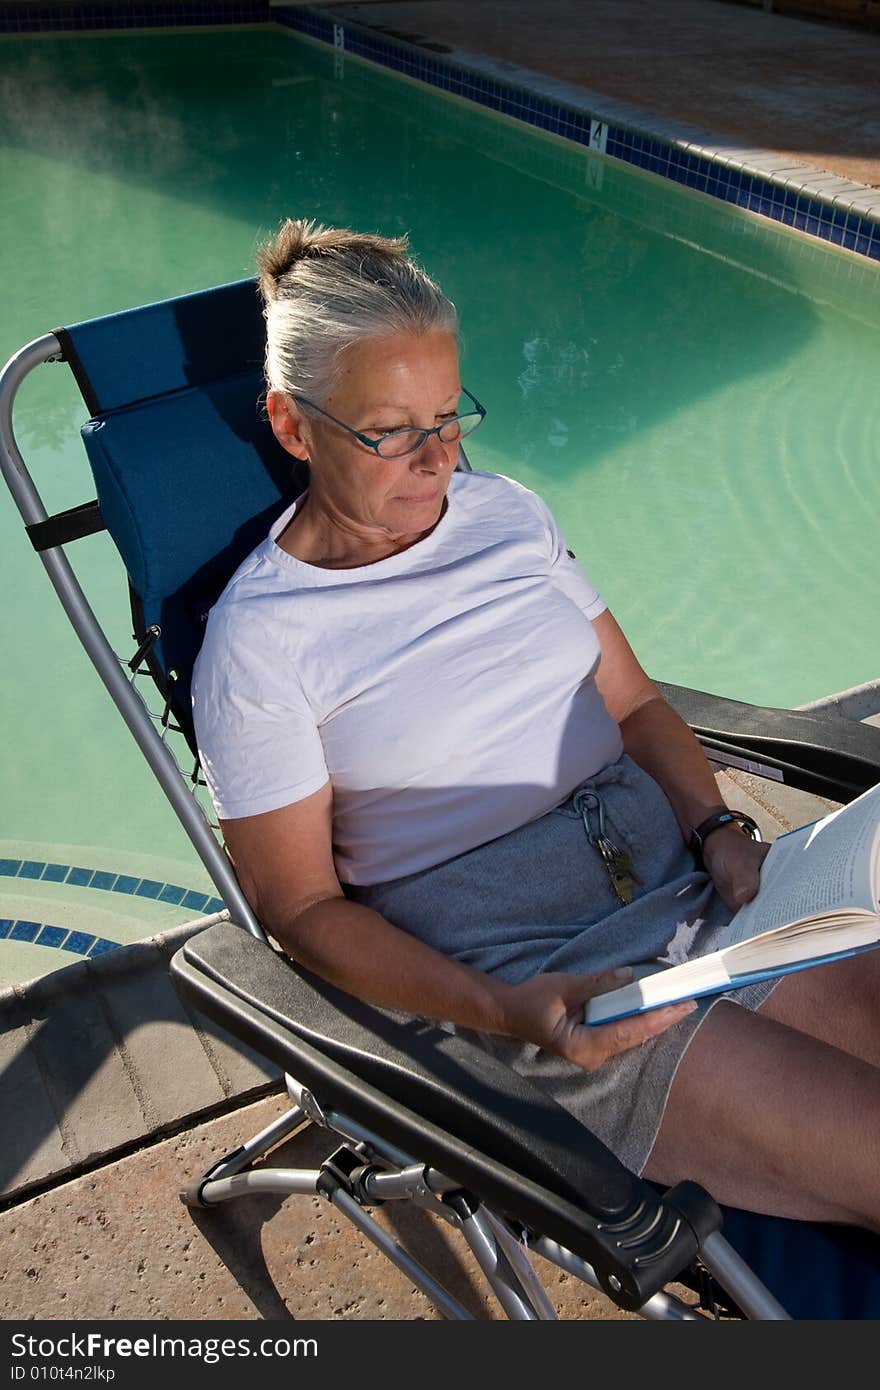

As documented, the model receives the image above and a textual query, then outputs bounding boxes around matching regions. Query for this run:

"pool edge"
[276,4,880,265]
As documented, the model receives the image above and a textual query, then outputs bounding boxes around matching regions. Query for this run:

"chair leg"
[456,1206,558,1319]
[179,1100,309,1207]
[328,1187,476,1320]
[178,1081,773,1320]
[699,1232,789,1320]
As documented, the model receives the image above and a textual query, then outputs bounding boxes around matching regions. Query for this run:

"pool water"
[1,25,878,980]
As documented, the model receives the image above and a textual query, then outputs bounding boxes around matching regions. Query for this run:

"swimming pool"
[2,24,878,982]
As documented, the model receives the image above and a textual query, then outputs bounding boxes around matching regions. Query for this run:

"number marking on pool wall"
[589,120,608,154]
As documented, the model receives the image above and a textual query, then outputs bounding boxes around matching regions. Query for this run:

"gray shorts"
[350,754,777,1173]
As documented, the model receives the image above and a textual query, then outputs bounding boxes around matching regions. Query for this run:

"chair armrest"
[659,682,880,803]
[171,921,721,1311]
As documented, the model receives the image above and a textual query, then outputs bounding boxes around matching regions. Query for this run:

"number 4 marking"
[589,119,608,153]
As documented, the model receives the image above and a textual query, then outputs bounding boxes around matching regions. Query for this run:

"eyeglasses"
[290,386,486,460]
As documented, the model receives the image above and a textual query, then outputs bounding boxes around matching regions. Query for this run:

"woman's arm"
[592,609,769,908]
[220,781,694,1071]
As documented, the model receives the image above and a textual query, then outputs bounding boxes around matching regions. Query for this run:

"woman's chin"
[387,489,447,533]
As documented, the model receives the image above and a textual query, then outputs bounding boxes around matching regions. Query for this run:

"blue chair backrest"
[60,279,307,752]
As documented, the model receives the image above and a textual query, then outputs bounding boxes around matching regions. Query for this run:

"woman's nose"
[413,429,452,469]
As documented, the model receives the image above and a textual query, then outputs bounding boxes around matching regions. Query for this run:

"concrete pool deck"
[325,0,880,189]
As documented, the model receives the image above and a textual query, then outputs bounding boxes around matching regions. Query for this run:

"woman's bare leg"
[643,999,880,1229]
[758,951,880,1066]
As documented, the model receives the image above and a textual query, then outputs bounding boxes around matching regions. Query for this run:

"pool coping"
[273,4,880,263]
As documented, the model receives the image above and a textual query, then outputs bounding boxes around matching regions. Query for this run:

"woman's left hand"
[702,824,770,911]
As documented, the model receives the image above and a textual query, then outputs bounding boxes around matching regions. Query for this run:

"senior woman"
[193,219,880,1230]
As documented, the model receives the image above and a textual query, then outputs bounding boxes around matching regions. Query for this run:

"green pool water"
[1,25,878,972]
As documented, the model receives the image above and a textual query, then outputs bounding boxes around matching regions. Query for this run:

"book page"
[727,781,880,944]
[732,914,877,975]
[585,954,733,1022]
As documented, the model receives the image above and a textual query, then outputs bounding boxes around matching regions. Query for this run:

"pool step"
[0,913,280,1204]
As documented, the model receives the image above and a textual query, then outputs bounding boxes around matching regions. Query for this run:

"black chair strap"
[26,500,105,551]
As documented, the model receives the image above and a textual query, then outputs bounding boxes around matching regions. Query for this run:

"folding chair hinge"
[298,1087,327,1127]
[446,1190,480,1221]
[316,1145,376,1205]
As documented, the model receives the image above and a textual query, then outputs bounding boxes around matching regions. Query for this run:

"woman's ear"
[267,390,311,461]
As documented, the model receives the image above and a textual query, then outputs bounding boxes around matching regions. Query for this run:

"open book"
[584,780,880,1026]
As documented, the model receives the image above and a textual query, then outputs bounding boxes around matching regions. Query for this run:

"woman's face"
[272,329,462,543]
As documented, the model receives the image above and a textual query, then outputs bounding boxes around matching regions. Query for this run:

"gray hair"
[256,219,458,404]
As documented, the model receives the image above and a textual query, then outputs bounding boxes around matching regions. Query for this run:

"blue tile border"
[0,2,270,33]
[1,850,227,959]
[1,897,230,955]
[0,918,116,956]
[274,5,880,263]
[0,857,225,916]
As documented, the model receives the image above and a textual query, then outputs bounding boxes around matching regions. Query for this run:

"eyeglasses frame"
[288,386,486,460]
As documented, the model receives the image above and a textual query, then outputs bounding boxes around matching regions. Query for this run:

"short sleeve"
[192,608,329,820]
[531,491,607,621]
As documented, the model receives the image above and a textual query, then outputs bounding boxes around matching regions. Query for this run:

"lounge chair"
[4,279,880,1320]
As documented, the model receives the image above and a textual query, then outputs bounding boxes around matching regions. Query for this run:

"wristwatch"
[689,809,762,866]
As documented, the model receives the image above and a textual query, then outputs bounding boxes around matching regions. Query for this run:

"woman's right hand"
[221,788,696,1070]
[503,969,697,1071]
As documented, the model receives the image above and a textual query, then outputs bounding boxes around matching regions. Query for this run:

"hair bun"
[256,218,410,303]
[256,218,316,301]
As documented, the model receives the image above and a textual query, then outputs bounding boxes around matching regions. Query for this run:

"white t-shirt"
[192,469,623,885]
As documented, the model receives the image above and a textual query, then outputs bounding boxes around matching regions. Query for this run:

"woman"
[193,219,880,1228]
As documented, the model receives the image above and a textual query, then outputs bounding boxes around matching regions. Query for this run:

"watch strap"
[689,809,762,863]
